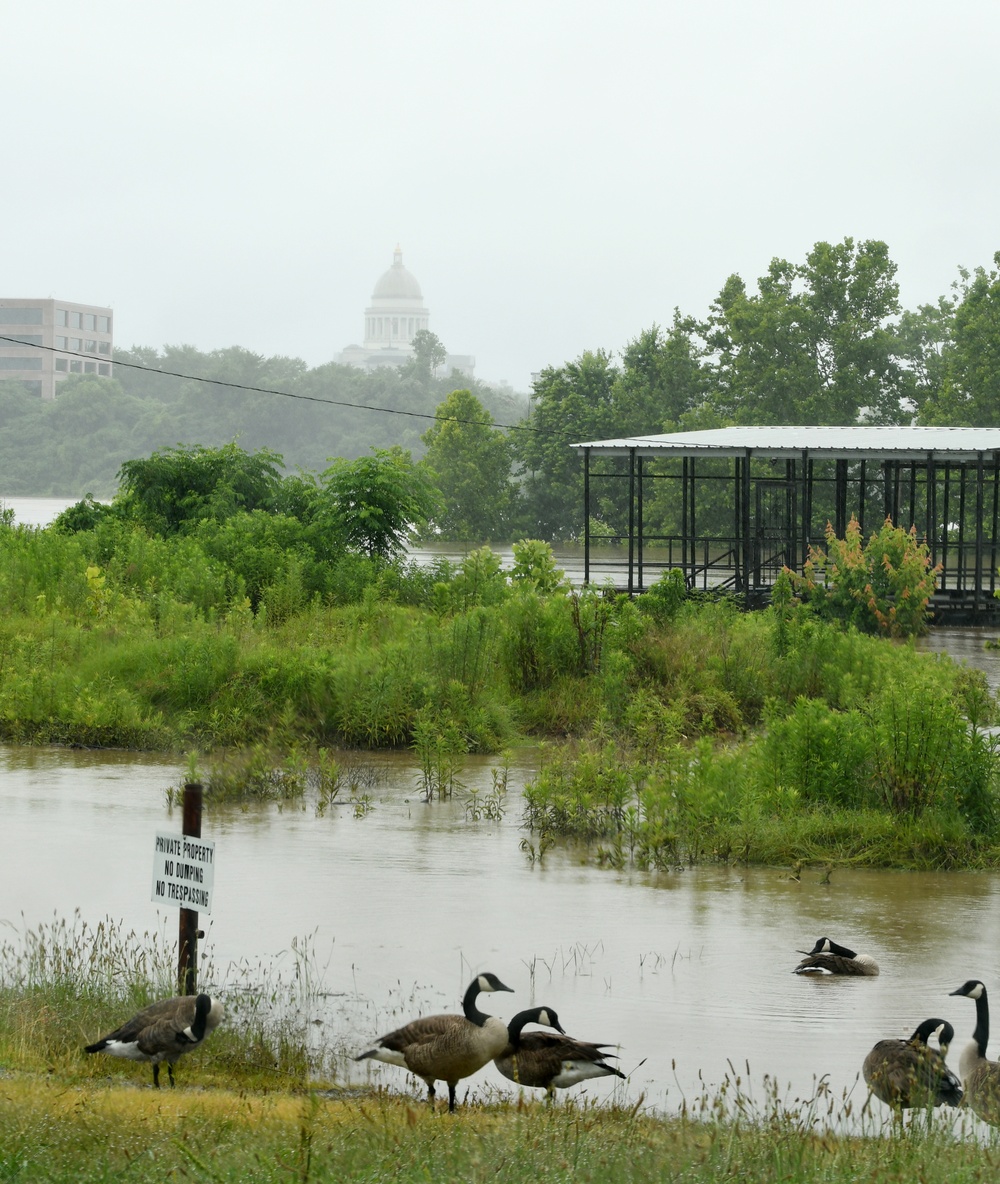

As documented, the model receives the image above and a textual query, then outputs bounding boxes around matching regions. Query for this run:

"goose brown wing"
[518,1032,618,1062]
[796,954,868,975]
[376,1014,460,1054]
[966,1062,1000,1126]
[863,1040,913,1103]
[92,997,194,1046]
[135,1014,201,1056]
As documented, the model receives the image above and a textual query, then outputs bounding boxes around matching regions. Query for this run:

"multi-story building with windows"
[0,298,114,401]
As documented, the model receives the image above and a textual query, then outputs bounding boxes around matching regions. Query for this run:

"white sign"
[151,830,215,914]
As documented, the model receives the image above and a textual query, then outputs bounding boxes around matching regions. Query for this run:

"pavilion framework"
[573,426,1000,621]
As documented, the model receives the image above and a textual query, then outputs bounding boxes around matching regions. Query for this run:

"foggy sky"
[5,1,999,393]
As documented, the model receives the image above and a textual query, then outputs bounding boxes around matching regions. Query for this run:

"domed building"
[337,247,474,377]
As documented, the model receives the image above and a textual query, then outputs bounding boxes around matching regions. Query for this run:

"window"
[97,315,110,333]
[98,341,110,355]
[0,357,42,369]
[85,340,97,353]
[83,313,96,331]
[55,336,68,349]
[0,307,43,324]
[98,363,110,376]
[56,309,68,327]
[69,311,81,328]
[84,361,97,373]
[55,358,68,372]
[70,360,82,372]
[5,334,43,346]
[70,338,83,351]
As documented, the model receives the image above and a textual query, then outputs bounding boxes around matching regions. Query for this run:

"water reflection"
[2,743,999,1134]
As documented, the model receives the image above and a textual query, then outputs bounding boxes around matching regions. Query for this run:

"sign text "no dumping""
[151,831,215,914]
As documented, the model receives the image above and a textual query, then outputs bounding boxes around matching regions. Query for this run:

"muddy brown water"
[5,495,1000,1128]
[3,738,1000,1133]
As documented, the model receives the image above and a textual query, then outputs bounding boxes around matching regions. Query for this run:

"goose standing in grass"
[84,993,224,1087]
[862,1018,963,1111]
[794,937,879,976]
[493,1006,626,1100]
[950,979,1000,1126]
[354,972,513,1112]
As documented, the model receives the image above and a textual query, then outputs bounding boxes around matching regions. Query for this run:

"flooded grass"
[3,916,1000,1180]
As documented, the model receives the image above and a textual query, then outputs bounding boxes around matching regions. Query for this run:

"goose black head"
[533,1007,566,1034]
[477,972,514,994]
[950,979,986,1000]
[798,937,857,959]
[910,1017,954,1049]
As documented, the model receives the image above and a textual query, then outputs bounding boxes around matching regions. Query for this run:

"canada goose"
[794,937,879,976]
[84,993,224,1087]
[950,979,1000,1125]
[862,1018,963,1110]
[494,1006,626,1099]
[354,972,513,1112]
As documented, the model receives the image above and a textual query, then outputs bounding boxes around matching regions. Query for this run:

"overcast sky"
[5,1,999,393]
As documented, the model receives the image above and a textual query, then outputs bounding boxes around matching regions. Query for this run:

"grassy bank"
[3,1073,1000,1183]
[3,512,1000,870]
[2,919,999,1182]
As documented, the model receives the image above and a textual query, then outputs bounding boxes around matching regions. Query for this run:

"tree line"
[4,239,1000,541]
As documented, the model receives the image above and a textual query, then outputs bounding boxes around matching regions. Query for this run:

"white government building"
[337,247,474,378]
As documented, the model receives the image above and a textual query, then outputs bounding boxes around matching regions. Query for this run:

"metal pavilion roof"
[571,425,1000,461]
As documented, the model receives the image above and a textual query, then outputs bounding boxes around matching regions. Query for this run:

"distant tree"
[406,329,448,382]
[116,442,285,534]
[614,315,712,431]
[919,253,1000,426]
[897,296,955,419]
[317,446,440,562]
[708,238,906,425]
[421,389,515,540]
[514,350,619,541]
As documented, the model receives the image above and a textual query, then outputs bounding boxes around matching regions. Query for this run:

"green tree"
[709,238,906,425]
[317,446,440,562]
[116,442,285,534]
[920,253,1000,425]
[405,329,448,383]
[897,296,955,419]
[421,389,514,540]
[515,350,619,540]
[614,315,711,431]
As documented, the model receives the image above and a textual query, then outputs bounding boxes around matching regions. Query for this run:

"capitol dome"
[335,246,474,379]
[372,247,423,300]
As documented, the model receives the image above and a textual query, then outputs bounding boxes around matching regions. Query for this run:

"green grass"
[1,1074,999,1182]
[2,917,999,1182]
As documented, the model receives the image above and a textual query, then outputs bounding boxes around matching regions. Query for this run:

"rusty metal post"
[178,781,203,995]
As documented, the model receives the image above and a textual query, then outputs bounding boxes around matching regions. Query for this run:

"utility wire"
[0,333,563,437]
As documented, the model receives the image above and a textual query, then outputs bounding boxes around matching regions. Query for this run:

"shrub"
[787,516,940,637]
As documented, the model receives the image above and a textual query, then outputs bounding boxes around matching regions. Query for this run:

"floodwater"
[3,741,1000,1134]
[5,492,1000,1129]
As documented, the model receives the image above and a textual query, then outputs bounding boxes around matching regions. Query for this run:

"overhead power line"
[0,334,557,436]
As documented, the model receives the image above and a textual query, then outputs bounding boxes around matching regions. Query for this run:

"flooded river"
[3,740,1000,1132]
[5,493,1000,1129]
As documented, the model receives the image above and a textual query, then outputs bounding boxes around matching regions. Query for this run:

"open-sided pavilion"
[572,426,1000,619]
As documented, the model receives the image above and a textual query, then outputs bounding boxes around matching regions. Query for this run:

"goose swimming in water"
[863,1018,963,1110]
[794,937,879,976]
[950,979,1000,1126]
[493,1006,626,1099]
[354,972,514,1112]
[84,993,224,1087]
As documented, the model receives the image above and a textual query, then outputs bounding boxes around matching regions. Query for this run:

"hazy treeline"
[4,238,1000,544]
[0,336,526,498]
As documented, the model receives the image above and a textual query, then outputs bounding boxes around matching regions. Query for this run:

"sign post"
[150,782,214,995]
